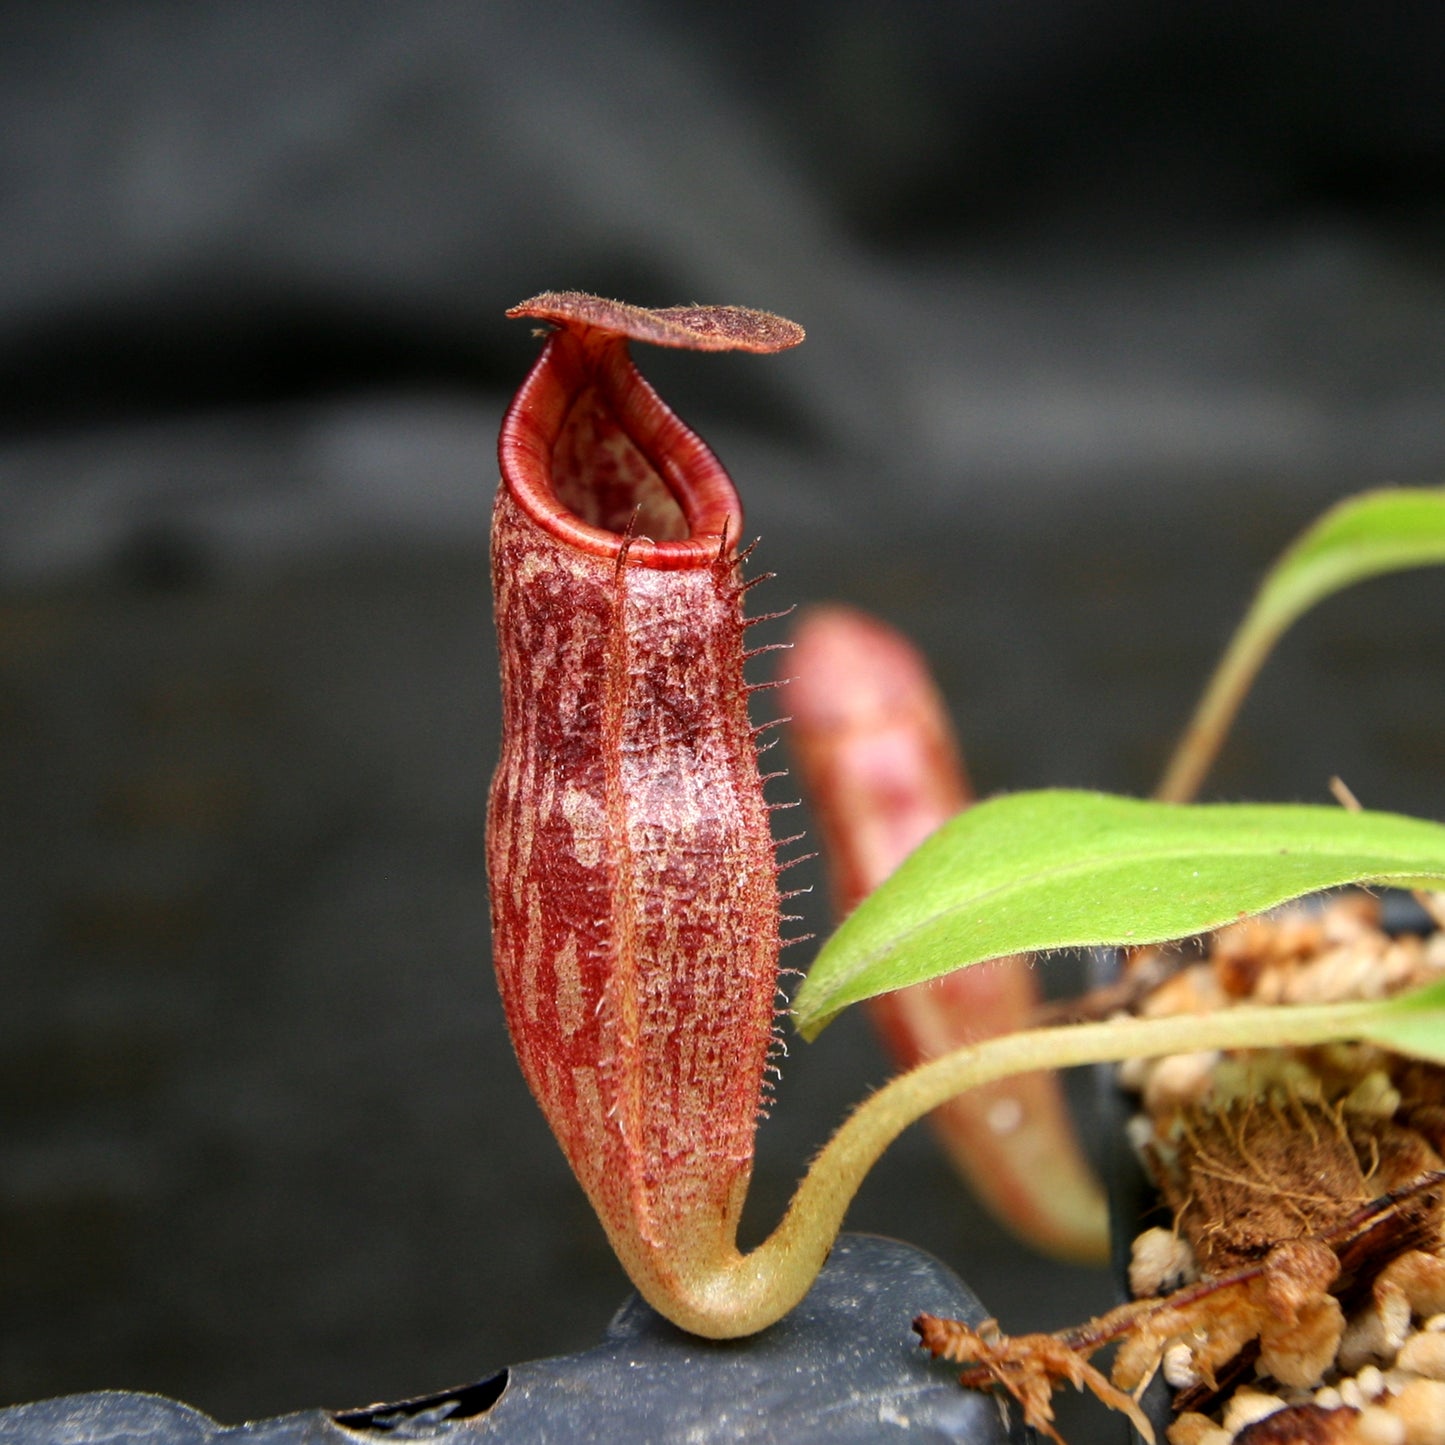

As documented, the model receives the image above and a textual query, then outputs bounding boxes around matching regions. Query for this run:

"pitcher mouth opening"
[498,323,745,570]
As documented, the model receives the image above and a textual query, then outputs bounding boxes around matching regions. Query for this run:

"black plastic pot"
[0,1234,1030,1444]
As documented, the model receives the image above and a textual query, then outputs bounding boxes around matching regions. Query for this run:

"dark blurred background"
[2,0,1443,1432]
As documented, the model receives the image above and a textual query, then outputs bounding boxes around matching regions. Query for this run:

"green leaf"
[792,789,1445,1039]
[1362,977,1445,1065]
[1157,487,1445,803]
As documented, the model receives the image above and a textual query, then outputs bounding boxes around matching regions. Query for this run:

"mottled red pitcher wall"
[487,295,803,1279]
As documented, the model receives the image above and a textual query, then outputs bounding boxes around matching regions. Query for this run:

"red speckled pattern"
[487,302,782,1277]
[508,291,804,355]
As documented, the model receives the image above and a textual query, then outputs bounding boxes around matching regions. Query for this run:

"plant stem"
[672,995,1388,1338]
[1154,608,1284,804]
[1155,488,1445,804]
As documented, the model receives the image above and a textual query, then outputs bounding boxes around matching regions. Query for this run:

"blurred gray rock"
[0,1237,1026,1444]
